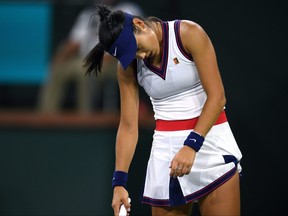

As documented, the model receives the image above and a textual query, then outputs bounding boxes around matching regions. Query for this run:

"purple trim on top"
[174,20,193,61]
[143,21,169,80]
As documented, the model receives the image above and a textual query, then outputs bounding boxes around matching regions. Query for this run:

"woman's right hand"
[111,186,131,216]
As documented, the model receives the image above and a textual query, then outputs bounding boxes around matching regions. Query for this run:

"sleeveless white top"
[137,20,207,120]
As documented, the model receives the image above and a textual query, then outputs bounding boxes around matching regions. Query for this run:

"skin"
[111,18,240,216]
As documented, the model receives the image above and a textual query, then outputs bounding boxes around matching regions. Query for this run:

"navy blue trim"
[223,155,238,166]
[174,20,193,61]
[141,166,238,207]
[223,155,243,180]
[143,21,169,80]
[185,166,237,203]
[142,196,170,206]
[169,177,186,206]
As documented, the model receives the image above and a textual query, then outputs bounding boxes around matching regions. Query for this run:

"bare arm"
[112,62,138,215]
[170,21,226,177]
[181,20,226,136]
[115,61,139,172]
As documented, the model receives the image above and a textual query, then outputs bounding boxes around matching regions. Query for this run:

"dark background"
[0,0,287,215]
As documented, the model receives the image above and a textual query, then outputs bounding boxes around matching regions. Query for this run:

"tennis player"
[84,4,243,216]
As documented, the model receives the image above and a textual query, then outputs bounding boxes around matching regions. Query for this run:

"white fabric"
[142,122,242,205]
[137,20,242,206]
[137,21,207,120]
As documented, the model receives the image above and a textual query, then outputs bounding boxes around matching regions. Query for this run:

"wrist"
[184,131,205,152]
[112,171,128,188]
[192,130,202,137]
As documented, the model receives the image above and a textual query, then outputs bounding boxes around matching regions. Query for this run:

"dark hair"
[83,4,162,76]
[83,4,125,76]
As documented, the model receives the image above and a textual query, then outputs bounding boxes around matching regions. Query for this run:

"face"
[133,20,160,60]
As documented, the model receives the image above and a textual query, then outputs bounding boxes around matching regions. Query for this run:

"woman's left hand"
[169,146,196,178]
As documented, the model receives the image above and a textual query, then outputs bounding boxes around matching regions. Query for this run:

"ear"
[132,18,145,30]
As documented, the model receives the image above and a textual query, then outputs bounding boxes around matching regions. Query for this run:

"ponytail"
[83,4,125,76]
[83,4,112,76]
[98,4,110,22]
[83,43,105,76]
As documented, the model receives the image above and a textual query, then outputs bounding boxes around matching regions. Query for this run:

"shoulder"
[117,60,138,84]
[177,20,211,53]
[178,20,207,39]
[169,19,204,39]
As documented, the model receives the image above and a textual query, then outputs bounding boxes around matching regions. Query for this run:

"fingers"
[174,166,183,178]
[111,202,121,216]
[169,146,196,178]
[122,197,131,214]
[169,164,191,178]
[112,199,131,216]
[111,187,130,216]
[117,198,131,216]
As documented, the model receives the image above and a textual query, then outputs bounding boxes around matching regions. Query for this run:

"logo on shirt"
[173,57,179,65]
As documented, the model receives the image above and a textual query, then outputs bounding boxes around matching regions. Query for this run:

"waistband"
[155,111,227,131]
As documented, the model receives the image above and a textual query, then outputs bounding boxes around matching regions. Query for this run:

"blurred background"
[0,0,287,215]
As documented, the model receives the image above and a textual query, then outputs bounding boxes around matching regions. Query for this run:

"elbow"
[208,90,226,110]
[119,119,138,135]
[219,91,226,109]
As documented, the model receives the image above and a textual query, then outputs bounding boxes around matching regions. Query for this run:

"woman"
[84,4,242,216]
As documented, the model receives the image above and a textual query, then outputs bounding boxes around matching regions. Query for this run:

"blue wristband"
[112,171,128,188]
[184,131,205,152]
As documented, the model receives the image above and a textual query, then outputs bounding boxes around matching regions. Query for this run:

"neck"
[153,22,163,46]
[149,22,163,66]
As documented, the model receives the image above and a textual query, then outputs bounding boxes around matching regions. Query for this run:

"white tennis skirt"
[140,115,242,207]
